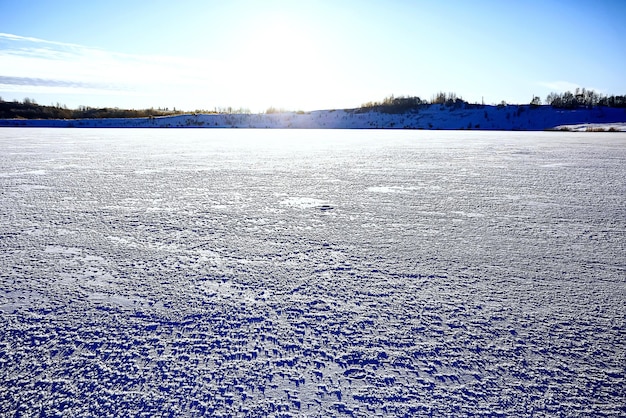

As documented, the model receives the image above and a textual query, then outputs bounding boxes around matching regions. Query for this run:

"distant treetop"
[545,88,625,109]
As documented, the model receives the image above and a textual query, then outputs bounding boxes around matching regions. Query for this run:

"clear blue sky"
[1,0,625,111]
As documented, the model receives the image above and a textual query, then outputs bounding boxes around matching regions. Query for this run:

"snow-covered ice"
[0,128,625,416]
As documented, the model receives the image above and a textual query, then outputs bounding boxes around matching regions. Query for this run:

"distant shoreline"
[1,104,626,131]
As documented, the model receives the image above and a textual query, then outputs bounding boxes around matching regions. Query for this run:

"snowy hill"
[2,104,626,130]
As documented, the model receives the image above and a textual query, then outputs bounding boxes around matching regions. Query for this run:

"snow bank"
[1,104,625,130]
[552,122,626,132]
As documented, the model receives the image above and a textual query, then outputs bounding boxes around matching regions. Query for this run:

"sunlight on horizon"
[0,30,360,112]
[223,13,344,111]
[1,1,625,111]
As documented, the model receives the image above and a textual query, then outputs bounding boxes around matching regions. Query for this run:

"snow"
[553,122,626,132]
[1,104,625,131]
[0,129,625,416]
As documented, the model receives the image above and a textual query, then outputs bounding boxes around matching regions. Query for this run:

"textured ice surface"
[1,129,625,416]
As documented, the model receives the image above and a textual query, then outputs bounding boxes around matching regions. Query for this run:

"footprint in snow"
[344,368,367,379]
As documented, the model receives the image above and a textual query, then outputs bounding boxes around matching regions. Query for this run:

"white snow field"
[1,129,625,417]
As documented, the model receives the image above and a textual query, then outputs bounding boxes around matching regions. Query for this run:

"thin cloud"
[1,33,131,91]
[537,81,604,94]
[0,32,225,103]
[0,32,353,111]
[0,32,220,80]
[0,75,120,90]
[0,32,85,48]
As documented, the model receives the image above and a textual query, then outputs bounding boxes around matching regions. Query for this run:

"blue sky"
[1,0,625,111]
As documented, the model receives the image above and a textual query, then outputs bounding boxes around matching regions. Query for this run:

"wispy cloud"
[0,75,120,90]
[537,80,605,94]
[0,32,354,110]
[0,33,230,108]
[1,33,134,92]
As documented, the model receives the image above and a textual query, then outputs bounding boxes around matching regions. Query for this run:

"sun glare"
[230,14,334,111]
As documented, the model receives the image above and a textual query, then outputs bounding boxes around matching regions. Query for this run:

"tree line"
[358,92,482,114]
[0,96,259,119]
[1,88,625,120]
[544,88,625,109]
[360,89,626,114]
[0,98,188,120]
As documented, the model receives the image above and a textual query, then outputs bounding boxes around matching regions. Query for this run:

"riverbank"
[1,104,625,130]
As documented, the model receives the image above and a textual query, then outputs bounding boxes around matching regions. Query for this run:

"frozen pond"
[1,128,625,416]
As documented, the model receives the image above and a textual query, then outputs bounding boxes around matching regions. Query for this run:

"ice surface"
[0,129,625,416]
